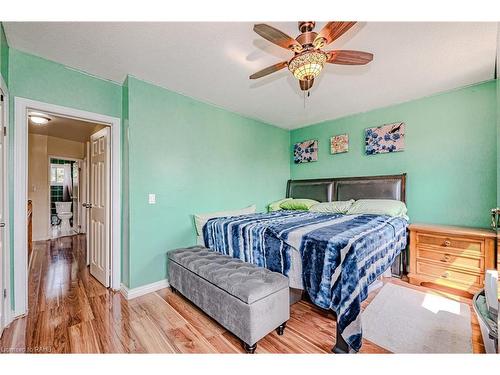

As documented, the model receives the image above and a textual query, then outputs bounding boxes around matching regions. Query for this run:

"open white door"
[89,127,110,287]
[0,90,6,333]
[84,141,90,266]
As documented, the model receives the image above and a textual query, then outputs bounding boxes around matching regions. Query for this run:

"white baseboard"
[120,279,169,300]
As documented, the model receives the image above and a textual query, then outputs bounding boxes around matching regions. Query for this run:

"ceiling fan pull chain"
[303,90,311,109]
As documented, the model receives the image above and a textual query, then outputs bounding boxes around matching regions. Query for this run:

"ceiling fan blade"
[326,50,373,65]
[313,22,357,48]
[249,61,288,79]
[253,24,303,52]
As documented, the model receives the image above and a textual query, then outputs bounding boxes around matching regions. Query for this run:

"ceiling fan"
[249,21,373,91]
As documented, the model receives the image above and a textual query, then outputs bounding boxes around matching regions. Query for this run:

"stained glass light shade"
[288,50,327,81]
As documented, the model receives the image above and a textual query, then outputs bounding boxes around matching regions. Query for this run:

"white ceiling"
[29,113,107,143]
[4,22,498,129]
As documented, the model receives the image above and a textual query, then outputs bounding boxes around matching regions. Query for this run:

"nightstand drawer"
[416,248,483,272]
[409,223,495,295]
[416,233,482,253]
[416,261,482,287]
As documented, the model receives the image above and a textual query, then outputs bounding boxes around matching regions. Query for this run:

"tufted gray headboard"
[286,174,406,203]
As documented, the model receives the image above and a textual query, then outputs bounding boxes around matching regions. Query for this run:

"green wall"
[121,77,130,286]
[497,34,500,207]
[291,81,497,229]
[125,76,290,288]
[497,77,500,206]
[8,49,122,118]
[6,49,123,306]
[0,23,9,84]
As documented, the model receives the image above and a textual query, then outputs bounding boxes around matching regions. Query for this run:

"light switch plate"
[148,193,156,204]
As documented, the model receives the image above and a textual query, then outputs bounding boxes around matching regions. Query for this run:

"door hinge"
[3,126,6,137]
[2,289,6,299]
[0,94,3,102]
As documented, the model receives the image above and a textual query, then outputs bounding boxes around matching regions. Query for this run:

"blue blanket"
[203,210,408,351]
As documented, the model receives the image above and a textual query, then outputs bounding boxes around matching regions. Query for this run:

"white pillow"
[196,235,205,246]
[194,204,257,236]
[310,200,354,214]
[346,199,408,220]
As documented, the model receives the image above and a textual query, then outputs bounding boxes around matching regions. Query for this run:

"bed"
[202,174,408,353]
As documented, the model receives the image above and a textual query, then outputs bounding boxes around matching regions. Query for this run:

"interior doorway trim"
[0,74,11,332]
[14,97,121,317]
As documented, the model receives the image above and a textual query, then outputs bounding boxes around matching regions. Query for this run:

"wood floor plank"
[206,334,241,354]
[0,316,27,353]
[68,321,100,353]
[51,306,70,353]
[88,295,130,353]
[157,288,227,339]
[0,234,486,354]
[165,324,218,354]
[260,329,329,354]
[287,318,334,353]
[129,316,177,353]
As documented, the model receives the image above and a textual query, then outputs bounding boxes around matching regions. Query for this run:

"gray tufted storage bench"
[168,246,290,353]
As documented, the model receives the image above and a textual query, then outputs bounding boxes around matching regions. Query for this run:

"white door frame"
[46,155,83,238]
[0,75,11,333]
[14,97,121,317]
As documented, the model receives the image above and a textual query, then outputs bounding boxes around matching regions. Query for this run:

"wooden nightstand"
[408,223,496,295]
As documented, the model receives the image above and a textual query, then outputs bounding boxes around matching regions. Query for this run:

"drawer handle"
[443,240,451,247]
[440,254,451,262]
[441,272,450,279]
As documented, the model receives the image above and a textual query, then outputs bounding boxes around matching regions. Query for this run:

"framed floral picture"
[365,122,405,155]
[294,139,318,164]
[330,134,349,154]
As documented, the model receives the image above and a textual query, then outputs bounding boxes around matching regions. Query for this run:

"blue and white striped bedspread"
[203,210,408,352]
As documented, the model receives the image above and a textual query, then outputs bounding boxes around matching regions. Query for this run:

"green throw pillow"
[346,199,409,220]
[309,200,354,214]
[268,198,292,212]
[280,198,319,211]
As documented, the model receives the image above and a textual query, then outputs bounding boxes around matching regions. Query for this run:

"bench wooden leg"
[276,322,287,336]
[243,342,257,354]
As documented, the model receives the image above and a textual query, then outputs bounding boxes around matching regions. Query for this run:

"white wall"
[28,134,85,240]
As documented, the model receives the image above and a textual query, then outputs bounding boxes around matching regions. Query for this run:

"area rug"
[362,283,472,353]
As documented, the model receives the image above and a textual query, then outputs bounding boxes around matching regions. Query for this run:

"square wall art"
[365,122,405,155]
[330,134,349,154]
[294,139,318,164]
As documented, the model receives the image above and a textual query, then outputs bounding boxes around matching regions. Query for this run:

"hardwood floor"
[0,234,485,353]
